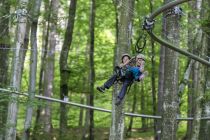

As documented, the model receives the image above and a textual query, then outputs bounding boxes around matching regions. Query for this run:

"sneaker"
[97,86,105,93]
[115,98,122,106]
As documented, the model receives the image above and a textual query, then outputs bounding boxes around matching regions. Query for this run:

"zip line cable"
[1,87,210,121]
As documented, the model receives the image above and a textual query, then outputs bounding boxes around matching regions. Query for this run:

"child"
[128,54,147,82]
[96,53,132,93]
[115,54,147,105]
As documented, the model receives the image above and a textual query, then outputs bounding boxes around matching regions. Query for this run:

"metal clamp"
[142,17,155,31]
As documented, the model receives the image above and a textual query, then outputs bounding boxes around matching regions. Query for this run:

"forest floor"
[29,127,155,140]
[18,127,185,140]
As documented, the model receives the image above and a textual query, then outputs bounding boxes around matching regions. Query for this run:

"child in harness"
[97,53,147,105]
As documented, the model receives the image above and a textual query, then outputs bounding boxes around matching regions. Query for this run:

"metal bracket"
[142,17,155,31]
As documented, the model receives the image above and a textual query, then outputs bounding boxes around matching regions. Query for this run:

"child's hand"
[139,74,145,81]
[139,66,144,72]
[119,63,124,68]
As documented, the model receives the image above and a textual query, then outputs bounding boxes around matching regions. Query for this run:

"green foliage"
[2,0,210,139]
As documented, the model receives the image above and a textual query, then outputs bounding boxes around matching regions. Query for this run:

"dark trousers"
[117,78,133,100]
[104,74,118,89]
[117,71,133,100]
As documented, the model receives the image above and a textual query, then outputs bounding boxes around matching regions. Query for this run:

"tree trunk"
[161,0,180,139]
[199,1,210,139]
[42,0,59,135]
[59,0,77,137]
[5,0,29,139]
[22,0,41,139]
[156,8,167,140]
[109,0,134,140]
[33,1,50,137]
[82,0,95,139]
[141,82,147,129]
[184,1,198,139]
[148,1,157,137]
[79,94,85,126]
[126,84,137,137]
[190,2,205,137]
[82,95,90,140]
[0,0,10,139]
[88,0,95,139]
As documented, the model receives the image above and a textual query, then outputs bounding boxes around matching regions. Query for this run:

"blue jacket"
[127,66,143,81]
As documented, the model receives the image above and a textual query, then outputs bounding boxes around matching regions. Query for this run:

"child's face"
[136,58,145,66]
[122,56,130,64]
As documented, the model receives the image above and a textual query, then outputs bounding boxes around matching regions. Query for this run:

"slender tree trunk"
[126,84,137,137]
[141,83,146,130]
[109,0,134,140]
[33,1,50,137]
[0,1,10,139]
[199,1,210,139]
[42,0,59,135]
[22,0,41,139]
[156,10,166,140]
[184,1,198,139]
[198,39,209,140]
[82,95,90,140]
[161,0,180,139]
[82,0,95,139]
[88,0,95,139]
[5,0,29,139]
[190,13,205,140]
[79,94,85,126]
[59,0,77,137]
[148,0,157,136]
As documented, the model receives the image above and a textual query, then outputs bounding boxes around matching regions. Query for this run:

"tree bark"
[82,0,95,139]
[88,0,95,139]
[22,0,41,139]
[5,0,29,139]
[141,82,147,129]
[59,0,77,137]
[199,1,210,139]
[149,0,157,137]
[42,0,59,135]
[109,0,134,140]
[156,8,166,140]
[79,94,85,126]
[161,0,180,139]
[0,0,10,139]
[184,1,198,139]
[190,1,205,138]
[126,84,137,137]
[33,1,50,137]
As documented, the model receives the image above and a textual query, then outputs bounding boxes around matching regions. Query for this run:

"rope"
[1,87,210,120]
[134,32,147,53]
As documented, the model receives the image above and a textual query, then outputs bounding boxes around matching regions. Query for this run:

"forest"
[0,0,210,140]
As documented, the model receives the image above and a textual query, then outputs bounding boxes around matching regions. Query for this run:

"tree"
[42,0,59,135]
[185,1,205,139]
[22,0,41,139]
[161,0,180,139]
[0,0,10,139]
[33,0,50,136]
[190,0,207,139]
[149,0,157,138]
[199,1,210,139]
[5,0,29,139]
[109,0,134,140]
[88,0,95,139]
[82,0,95,139]
[59,0,77,137]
